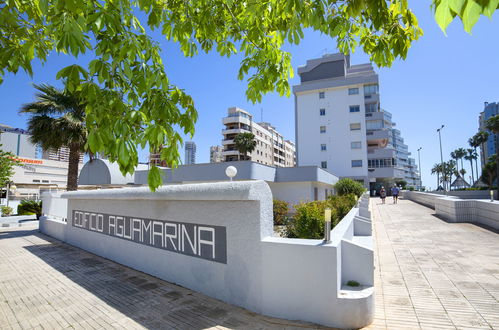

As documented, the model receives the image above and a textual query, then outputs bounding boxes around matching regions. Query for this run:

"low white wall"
[40,181,374,329]
[41,192,68,222]
[430,190,498,200]
[404,191,499,230]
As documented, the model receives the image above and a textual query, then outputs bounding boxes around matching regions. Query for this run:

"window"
[320,126,326,133]
[348,88,359,95]
[32,179,40,183]
[319,92,325,99]
[350,123,361,131]
[351,160,363,167]
[314,187,318,201]
[321,144,327,151]
[349,105,360,113]
[320,108,326,116]
[321,161,327,169]
[351,141,362,149]
[365,103,377,113]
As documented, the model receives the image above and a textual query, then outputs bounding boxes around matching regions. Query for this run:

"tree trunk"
[469,159,474,184]
[437,173,439,190]
[67,144,80,191]
[474,147,479,181]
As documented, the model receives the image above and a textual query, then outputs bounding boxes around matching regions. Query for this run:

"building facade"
[478,102,498,168]
[293,53,419,190]
[184,141,196,165]
[210,145,224,163]
[221,107,296,167]
[0,124,37,158]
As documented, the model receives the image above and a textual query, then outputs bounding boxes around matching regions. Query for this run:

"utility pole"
[437,125,445,191]
[417,147,422,191]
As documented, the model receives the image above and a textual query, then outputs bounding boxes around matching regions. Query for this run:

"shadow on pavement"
[20,231,326,330]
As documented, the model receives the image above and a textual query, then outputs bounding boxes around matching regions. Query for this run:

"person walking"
[391,185,400,204]
[380,186,387,204]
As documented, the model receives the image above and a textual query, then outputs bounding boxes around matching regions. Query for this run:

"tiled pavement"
[367,197,499,330]
[1,197,498,329]
[0,227,327,329]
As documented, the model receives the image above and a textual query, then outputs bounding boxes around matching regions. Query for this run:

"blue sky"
[1,1,498,189]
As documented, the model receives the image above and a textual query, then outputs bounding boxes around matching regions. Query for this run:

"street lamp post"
[417,147,422,191]
[437,125,445,190]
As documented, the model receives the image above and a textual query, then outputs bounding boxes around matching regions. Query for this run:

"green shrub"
[408,186,415,191]
[273,199,288,226]
[347,280,360,287]
[327,194,357,224]
[17,200,42,219]
[287,194,357,239]
[335,178,365,197]
[290,201,328,239]
[1,206,13,217]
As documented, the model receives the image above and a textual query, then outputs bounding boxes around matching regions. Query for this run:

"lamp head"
[225,166,237,179]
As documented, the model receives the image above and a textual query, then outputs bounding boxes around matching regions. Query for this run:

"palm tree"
[486,115,499,198]
[482,155,497,190]
[469,131,489,177]
[441,160,456,191]
[455,148,467,175]
[431,163,443,190]
[464,148,477,184]
[450,150,459,173]
[233,132,256,161]
[20,84,86,191]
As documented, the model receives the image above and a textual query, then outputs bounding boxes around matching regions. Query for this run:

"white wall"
[40,181,374,329]
[296,86,368,181]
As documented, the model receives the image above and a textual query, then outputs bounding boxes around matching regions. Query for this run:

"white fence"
[40,180,374,329]
[404,191,499,230]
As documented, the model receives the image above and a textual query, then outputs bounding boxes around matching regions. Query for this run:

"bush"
[1,206,13,217]
[335,178,365,197]
[287,194,358,239]
[408,186,415,191]
[17,200,42,219]
[273,199,288,226]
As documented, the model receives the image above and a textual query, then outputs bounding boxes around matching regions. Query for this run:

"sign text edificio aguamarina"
[72,210,227,264]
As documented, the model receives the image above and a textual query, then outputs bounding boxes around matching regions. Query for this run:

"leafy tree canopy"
[0,0,496,190]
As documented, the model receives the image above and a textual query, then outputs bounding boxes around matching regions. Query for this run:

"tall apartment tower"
[184,141,196,165]
[210,145,224,163]
[478,102,498,168]
[221,107,296,167]
[294,53,419,190]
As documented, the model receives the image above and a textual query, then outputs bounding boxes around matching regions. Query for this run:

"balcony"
[367,148,396,158]
[364,93,380,103]
[366,129,391,145]
[222,150,240,156]
[222,128,250,135]
[367,166,405,179]
[222,115,251,126]
[222,139,234,146]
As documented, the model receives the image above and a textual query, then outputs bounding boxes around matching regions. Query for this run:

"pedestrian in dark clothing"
[380,187,387,204]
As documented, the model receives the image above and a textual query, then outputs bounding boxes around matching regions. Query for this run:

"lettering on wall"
[72,210,227,264]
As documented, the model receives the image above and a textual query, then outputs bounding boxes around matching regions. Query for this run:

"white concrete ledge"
[61,180,272,201]
[404,191,499,231]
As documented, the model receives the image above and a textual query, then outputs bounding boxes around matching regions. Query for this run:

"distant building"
[210,145,224,163]
[185,141,196,165]
[221,107,296,167]
[478,102,499,168]
[42,146,84,164]
[0,124,37,158]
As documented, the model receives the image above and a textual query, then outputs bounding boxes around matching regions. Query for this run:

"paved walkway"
[0,226,326,329]
[1,199,498,329]
[367,197,499,330]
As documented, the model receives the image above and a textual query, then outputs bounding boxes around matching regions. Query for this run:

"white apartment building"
[294,53,419,190]
[42,147,84,163]
[221,107,296,167]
